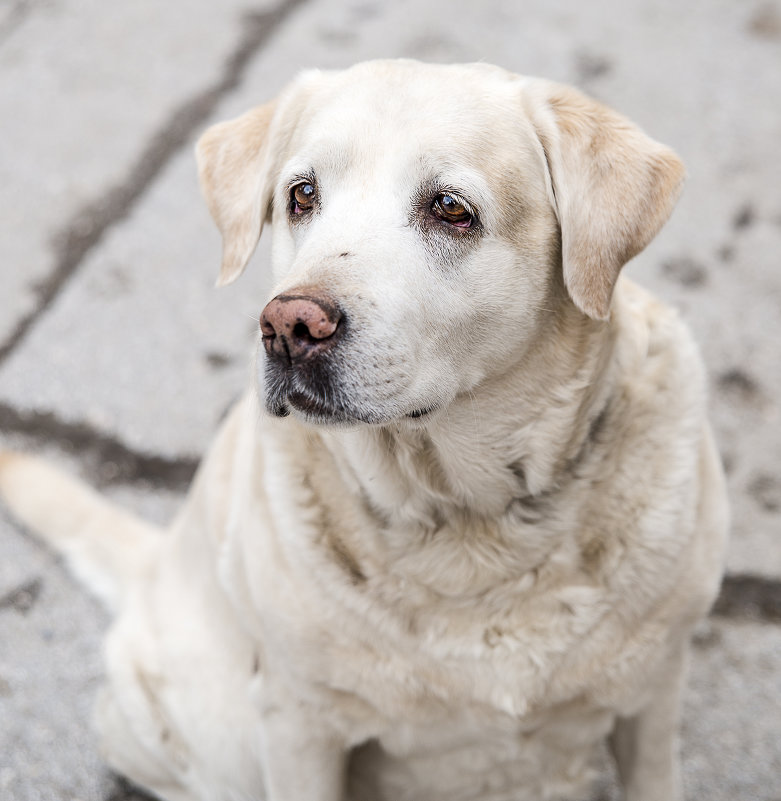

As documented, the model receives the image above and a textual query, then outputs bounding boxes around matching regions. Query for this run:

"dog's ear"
[527,82,685,320]
[196,102,277,287]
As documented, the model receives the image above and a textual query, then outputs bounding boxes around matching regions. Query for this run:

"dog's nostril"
[260,316,276,338]
[292,321,311,340]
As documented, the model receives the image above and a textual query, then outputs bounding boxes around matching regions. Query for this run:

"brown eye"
[290,182,316,214]
[432,193,473,228]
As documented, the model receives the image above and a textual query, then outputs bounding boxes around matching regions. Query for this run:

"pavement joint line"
[103,775,158,801]
[712,573,781,623]
[0,400,198,490]
[0,0,310,366]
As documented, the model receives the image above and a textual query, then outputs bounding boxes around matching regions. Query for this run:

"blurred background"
[0,0,779,798]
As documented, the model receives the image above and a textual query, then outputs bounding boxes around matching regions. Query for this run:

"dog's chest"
[254,499,612,733]
[286,564,615,801]
[230,422,678,784]
[340,581,605,714]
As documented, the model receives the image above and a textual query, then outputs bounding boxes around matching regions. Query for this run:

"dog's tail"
[0,451,162,611]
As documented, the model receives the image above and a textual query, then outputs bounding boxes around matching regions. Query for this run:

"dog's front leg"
[609,643,688,801]
[259,683,348,801]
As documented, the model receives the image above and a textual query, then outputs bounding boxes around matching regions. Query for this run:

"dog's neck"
[322,302,625,530]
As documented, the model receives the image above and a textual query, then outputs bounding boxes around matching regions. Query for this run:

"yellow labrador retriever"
[0,60,728,801]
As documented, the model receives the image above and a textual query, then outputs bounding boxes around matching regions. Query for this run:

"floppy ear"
[196,102,277,287]
[527,82,685,320]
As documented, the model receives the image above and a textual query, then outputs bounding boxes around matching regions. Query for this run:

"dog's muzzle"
[259,288,358,423]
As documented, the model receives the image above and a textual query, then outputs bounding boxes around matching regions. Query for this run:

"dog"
[0,60,728,801]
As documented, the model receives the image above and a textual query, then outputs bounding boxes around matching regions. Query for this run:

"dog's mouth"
[263,361,438,427]
[268,388,360,425]
[271,391,437,426]
[263,359,373,426]
[406,406,436,419]
[283,391,357,424]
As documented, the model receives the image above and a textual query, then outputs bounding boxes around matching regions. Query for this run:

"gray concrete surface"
[0,0,779,798]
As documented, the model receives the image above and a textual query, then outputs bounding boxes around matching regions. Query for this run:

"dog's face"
[197,60,684,426]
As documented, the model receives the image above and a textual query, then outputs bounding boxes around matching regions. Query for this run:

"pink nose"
[260,291,342,364]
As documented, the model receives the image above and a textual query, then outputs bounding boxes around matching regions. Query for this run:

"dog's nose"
[260,292,342,364]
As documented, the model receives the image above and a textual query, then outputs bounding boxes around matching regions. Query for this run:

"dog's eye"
[431,193,473,228]
[290,182,316,215]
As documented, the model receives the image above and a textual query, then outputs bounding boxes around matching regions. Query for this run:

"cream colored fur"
[0,61,728,801]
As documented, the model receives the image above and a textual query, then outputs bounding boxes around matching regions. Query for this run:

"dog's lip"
[287,391,339,417]
[284,390,360,424]
[279,392,438,426]
[406,405,437,419]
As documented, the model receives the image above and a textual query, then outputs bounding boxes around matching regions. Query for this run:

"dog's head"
[197,60,683,426]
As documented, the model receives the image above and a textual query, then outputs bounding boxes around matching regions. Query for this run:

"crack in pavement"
[713,574,781,623]
[0,0,309,365]
[0,401,198,490]
[103,775,158,801]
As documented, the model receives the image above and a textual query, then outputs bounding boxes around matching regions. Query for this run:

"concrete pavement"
[1,0,779,798]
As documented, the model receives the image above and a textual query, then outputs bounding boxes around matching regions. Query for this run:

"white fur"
[0,61,728,801]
